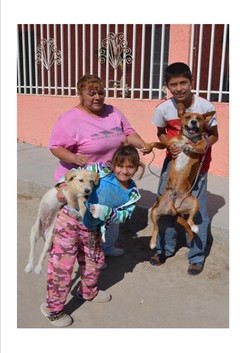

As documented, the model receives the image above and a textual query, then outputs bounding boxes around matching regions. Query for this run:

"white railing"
[17,24,229,102]
[189,24,229,102]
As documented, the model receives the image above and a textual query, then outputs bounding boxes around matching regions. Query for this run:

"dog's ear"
[64,170,77,183]
[202,111,216,123]
[92,172,100,185]
[177,103,186,117]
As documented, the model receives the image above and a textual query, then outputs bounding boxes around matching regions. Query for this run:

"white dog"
[25,169,100,275]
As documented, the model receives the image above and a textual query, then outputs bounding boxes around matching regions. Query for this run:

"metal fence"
[17,24,229,102]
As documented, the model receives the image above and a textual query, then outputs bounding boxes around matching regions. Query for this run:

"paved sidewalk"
[17,142,229,231]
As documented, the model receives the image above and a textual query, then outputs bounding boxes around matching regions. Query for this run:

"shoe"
[100,262,108,270]
[92,290,112,303]
[187,261,205,276]
[104,248,125,257]
[149,253,166,266]
[40,303,73,327]
[77,290,111,303]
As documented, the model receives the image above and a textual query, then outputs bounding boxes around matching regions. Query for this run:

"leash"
[186,135,210,194]
[147,149,161,178]
[171,151,206,210]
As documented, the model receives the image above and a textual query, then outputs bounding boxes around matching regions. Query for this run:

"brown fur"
[148,103,215,249]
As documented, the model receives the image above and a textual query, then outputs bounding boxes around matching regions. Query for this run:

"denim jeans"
[102,223,120,255]
[156,157,210,264]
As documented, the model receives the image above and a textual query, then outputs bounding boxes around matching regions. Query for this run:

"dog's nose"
[190,120,197,126]
[84,188,91,194]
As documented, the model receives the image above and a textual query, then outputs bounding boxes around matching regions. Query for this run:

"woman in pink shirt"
[49,74,150,258]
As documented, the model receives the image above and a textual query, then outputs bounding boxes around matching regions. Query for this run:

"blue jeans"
[156,157,210,264]
[102,223,120,255]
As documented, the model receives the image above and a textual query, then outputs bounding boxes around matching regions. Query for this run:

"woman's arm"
[50,146,89,166]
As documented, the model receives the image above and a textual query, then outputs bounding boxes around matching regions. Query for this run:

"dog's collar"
[183,134,202,143]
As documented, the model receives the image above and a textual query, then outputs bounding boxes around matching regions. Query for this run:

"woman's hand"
[51,147,89,166]
[141,143,153,154]
[73,153,89,166]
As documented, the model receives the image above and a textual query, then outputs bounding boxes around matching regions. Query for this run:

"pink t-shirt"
[49,104,136,181]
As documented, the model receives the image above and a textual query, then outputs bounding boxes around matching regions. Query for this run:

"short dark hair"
[164,62,192,85]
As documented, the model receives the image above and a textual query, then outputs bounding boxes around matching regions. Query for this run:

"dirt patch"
[17,196,229,328]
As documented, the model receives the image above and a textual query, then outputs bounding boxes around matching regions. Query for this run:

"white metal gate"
[17,24,229,102]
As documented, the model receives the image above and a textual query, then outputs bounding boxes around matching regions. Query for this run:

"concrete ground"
[16,142,229,331]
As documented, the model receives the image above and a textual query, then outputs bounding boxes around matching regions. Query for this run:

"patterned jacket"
[56,162,141,236]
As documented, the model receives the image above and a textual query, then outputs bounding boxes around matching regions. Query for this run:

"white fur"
[191,225,199,234]
[25,169,99,274]
[175,152,190,172]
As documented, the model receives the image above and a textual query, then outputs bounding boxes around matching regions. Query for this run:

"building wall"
[17,94,229,176]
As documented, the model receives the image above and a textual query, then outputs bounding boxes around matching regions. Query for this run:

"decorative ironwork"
[36,38,62,70]
[99,32,133,70]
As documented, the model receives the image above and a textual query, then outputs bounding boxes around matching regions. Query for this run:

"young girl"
[40,144,144,327]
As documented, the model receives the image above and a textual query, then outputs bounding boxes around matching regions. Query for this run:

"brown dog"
[148,103,215,249]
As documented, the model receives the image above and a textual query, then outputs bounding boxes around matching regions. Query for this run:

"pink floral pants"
[46,207,105,312]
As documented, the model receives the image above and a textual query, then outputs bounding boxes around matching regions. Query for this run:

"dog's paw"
[149,242,156,250]
[34,265,43,275]
[182,144,192,152]
[25,263,33,273]
[191,225,199,234]
[69,208,83,221]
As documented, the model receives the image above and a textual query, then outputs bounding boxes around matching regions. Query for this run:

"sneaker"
[40,303,73,327]
[104,248,125,257]
[77,290,111,303]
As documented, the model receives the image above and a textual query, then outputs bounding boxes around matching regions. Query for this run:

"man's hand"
[169,143,181,158]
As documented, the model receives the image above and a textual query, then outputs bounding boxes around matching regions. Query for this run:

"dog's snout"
[84,188,91,194]
[190,119,198,126]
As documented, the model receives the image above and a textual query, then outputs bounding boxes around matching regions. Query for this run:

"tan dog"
[25,169,100,274]
[148,103,215,249]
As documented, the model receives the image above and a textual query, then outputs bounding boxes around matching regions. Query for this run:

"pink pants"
[46,208,105,312]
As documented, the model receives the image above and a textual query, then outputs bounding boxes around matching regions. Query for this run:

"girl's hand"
[74,153,89,166]
[56,183,67,203]
[90,204,102,219]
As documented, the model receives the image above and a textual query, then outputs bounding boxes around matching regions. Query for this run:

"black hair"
[164,62,192,85]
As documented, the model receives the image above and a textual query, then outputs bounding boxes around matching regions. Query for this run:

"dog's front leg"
[78,196,86,221]
[185,139,207,154]
[64,190,82,221]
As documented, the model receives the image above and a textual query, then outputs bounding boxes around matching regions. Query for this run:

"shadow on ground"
[63,201,216,316]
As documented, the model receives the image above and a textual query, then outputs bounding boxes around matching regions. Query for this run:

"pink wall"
[17,95,229,176]
[168,24,191,64]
